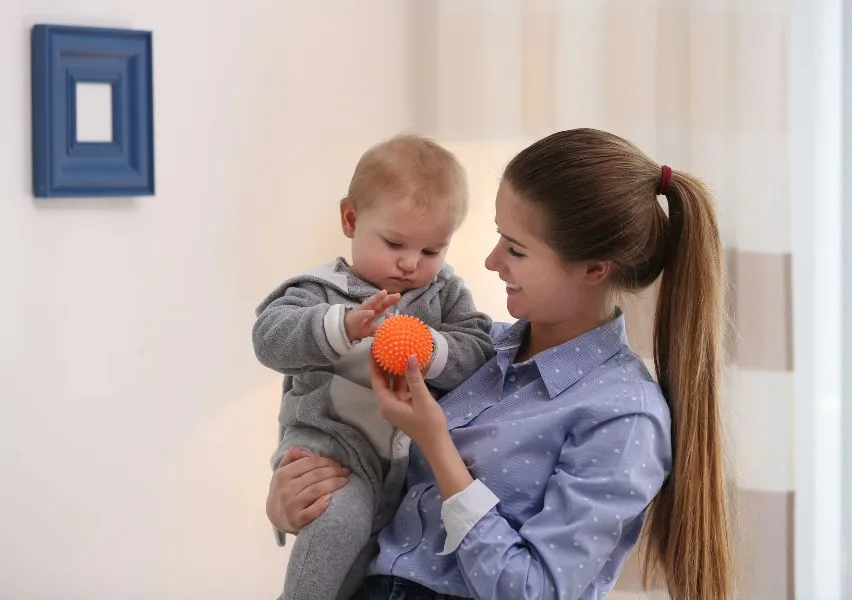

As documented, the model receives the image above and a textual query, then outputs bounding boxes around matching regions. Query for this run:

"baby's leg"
[274,423,332,469]
[283,471,375,600]
[336,533,379,600]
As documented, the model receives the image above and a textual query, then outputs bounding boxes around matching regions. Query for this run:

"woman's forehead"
[495,183,543,242]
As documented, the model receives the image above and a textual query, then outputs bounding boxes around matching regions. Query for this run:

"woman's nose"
[484,245,500,271]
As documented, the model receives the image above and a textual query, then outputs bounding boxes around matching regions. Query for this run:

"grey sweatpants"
[280,426,406,600]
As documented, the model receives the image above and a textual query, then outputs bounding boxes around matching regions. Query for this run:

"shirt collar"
[493,309,629,399]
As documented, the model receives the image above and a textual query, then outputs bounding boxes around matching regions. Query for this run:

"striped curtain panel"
[417,1,793,599]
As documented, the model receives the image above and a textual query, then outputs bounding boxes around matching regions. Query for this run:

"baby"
[253,134,494,600]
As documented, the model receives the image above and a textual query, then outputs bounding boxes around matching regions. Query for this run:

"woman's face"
[484,181,609,328]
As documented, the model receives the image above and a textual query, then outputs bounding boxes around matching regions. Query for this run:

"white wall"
[0,1,414,597]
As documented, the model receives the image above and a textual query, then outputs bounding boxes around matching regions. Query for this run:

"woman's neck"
[516,306,616,363]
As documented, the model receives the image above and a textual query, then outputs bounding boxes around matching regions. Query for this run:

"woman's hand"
[266,446,350,534]
[369,355,448,452]
[370,355,473,499]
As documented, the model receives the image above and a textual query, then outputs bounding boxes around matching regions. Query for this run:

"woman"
[267,129,732,600]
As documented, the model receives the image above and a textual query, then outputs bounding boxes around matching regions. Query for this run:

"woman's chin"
[506,296,526,320]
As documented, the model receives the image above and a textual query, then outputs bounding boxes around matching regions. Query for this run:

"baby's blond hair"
[346,134,468,228]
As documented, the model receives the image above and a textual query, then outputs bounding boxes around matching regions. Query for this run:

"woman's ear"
[340,198,357,238]
[584,261,612,286]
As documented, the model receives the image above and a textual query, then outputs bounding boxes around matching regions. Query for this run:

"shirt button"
[465,412,473,418]
[410,491,418,499]
[402,542,409,548]
[508,375,517,382]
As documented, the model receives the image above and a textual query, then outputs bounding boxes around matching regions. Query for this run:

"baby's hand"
[344,290,401,343]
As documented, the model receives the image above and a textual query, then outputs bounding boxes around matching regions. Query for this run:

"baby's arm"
[253,280,345,374]
[424,274,495,391]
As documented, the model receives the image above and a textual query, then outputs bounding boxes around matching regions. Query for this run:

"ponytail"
[641,171,733,600]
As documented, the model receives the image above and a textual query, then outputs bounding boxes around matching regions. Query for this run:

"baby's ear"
[340,198,357,238]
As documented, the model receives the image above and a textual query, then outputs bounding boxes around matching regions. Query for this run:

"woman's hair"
[504,129,732,600]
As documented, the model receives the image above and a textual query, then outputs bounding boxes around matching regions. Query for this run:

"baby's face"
[341,197,457,294]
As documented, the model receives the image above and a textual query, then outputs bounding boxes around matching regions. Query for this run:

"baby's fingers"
[374,292,401,313]
[359,290,389,311]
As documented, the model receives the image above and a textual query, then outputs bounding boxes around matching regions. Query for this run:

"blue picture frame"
[31,24,154,198]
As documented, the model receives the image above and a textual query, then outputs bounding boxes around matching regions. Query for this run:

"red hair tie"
[658,165,672,194]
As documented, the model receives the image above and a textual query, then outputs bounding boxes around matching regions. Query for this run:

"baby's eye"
[384,239,402,248]
[422,249,440,257]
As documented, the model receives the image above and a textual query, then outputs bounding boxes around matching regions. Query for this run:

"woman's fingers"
[278,454,345,479]
[280,445,313,466]
[295,494,333,528]
[296,475,349,506]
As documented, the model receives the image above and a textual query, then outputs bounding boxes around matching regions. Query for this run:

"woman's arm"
[417,431,474,500]
[449,411,667,599]
[369,356,473,499]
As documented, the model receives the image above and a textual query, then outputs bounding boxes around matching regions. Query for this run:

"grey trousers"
[279,426,405,600]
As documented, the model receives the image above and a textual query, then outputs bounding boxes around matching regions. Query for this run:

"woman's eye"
[508,247,525,258]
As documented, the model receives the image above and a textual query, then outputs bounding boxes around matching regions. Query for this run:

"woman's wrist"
[421,430,474,500]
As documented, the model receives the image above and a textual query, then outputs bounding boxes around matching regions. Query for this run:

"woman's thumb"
[405,355,429,393]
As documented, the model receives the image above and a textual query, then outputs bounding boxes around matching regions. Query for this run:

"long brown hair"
[504,129,732,600]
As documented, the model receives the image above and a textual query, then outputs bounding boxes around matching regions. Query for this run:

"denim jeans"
[351,576,470,600]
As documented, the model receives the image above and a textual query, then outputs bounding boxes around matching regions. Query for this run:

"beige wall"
[0,2,414,597]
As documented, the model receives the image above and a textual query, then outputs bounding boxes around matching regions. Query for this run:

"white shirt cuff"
[438,479,499,555]
[323,304,355,356]
[424,327,449,380]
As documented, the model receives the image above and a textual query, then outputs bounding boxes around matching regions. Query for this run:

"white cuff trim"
[424,327,449,380]
[323,304,354,356]
[438,479,499,555]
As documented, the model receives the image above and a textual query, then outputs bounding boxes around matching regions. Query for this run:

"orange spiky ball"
[372,314,434,375]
